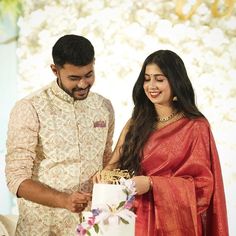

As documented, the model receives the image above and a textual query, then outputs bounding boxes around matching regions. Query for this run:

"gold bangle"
[148,176,153,190]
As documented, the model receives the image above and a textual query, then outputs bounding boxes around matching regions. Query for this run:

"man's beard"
[71,86,90,100]
[57,78,90,100]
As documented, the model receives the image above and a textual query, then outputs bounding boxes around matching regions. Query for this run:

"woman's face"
[143,63,173,107]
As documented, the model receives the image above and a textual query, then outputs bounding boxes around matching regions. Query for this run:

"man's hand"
[64,191,92,213]
[17,179,92,212]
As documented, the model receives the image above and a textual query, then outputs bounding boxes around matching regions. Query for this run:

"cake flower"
[76,177,136,236]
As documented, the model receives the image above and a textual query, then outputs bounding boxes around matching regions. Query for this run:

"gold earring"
[173,96,178,101]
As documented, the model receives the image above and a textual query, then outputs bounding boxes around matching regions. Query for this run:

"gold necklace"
[158,111,178,122]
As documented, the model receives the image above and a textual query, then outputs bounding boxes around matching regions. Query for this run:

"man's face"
[51,61,95,100]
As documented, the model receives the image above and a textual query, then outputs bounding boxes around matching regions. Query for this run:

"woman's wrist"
[148,176,153,191]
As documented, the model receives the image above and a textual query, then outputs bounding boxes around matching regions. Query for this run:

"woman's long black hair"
[118,50,204,175]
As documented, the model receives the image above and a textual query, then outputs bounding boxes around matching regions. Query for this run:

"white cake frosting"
[92,183,128,209]
[91,183,135,236]
[79,181,135,236]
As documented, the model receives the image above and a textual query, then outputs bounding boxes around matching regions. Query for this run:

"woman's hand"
[132,175,151,195]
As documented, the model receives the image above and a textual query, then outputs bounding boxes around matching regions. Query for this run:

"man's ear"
[50,64,58,77]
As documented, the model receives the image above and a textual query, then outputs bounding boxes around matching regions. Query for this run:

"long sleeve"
[5,99,39,195]
[102,99,115,167]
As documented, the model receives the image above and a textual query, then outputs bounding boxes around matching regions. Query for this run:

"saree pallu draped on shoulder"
[135,118,228,236]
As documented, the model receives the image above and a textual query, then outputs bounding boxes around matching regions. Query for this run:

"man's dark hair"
[52,34,95,67]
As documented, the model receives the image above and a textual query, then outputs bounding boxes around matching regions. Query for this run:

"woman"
[94,50,228,236]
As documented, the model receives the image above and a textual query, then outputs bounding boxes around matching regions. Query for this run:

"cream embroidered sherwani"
[5,81,115,236]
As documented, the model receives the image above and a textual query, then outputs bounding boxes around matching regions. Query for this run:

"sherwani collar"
[50,80,102,109]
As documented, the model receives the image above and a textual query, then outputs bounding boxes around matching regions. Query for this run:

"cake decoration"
[76,170,136,236]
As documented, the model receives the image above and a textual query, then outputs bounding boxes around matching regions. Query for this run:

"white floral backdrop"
[12,0,236,234]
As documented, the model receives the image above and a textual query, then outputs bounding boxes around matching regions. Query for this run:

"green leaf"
[94,224,99,233]
[122,189,129,196]
[107,204,113,211]
[0,0,22,20]
[87,231,91,236]
[117,201,125,209]
[120,217,129,224]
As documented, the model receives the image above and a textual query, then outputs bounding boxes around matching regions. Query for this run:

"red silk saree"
[135,117,228,236]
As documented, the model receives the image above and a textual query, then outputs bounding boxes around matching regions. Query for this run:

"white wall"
[0,14,18,214]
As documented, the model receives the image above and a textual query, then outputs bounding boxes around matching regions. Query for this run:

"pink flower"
[124,200,133,209]
[76,225,87,236]
[88,216,95,226]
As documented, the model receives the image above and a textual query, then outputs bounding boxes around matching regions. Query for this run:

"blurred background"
[0,0,235,235]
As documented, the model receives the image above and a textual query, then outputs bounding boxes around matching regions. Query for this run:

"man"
[5,34,115,235]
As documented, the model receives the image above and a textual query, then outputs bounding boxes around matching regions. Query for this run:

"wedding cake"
[77,170,136,236]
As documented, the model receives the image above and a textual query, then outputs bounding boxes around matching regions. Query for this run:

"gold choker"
[158,111,177,122]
